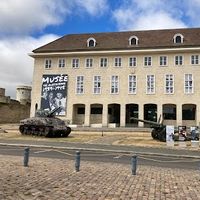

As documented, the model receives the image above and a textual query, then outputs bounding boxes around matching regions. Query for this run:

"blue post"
[24,147,30,167]
[75,151,81,172]
[131,155,137,175]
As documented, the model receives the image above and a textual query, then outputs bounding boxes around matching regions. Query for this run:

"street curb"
[0,142,200,159]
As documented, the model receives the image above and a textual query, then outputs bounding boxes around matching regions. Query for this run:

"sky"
[1,0,200,98]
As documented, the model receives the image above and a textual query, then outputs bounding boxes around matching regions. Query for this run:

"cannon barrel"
[47,107,61,117]
[131,117,163,127]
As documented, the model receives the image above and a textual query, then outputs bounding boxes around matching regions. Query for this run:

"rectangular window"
[76,76,84,94]
[77,107,85,114]
[58,58,65,68]
[129,57,137,67]
[144,56,152,66]
[111,75,119,94]
[100,58,108,67]
[114,57,122,67]
[184,74,193,94]
[128,75,137,94]
[160,56,167,66]
[93,76,101,94]
[72,58,79,68]
[175,55,183,65]
[165,74,174,94]
[191,55,199,65]
[85,58,93,68]
[146,75,155,94]
[91,107,102,114]
[45,59,52,69]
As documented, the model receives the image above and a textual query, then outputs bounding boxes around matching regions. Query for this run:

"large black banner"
[40,74,68,116]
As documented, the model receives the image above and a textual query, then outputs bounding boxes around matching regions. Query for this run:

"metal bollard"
[131,155,137,175]
[75,151,81,172]
[24,147,30,167]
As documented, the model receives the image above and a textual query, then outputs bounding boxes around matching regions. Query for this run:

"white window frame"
[85,58,93,68]
[128,75,137,94]
[159,56,168,66]
[129,36,139,46]
[129,57,137,67]
[87,37,96,47]
[146,75,155,94]
[144,56,152,67]
[100,57,108,67]
[72,58,79,68]
[76,75,84,94]
[173,33,184,44]
[58,58,65,68]
[44,59,52,69]
[174,55,183,66]
[93,76,101,94]
[114,57,122,67]
[110,75,119,94]
[165,74,174,94]
[184,74,193,94]
[191,55,199,65]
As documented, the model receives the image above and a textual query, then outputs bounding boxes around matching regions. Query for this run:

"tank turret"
[19,107,71,137]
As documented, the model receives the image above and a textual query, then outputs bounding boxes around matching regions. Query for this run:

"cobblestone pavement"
[0,155,200,200]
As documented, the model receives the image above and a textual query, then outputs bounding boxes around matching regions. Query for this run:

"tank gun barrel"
[47,107,61,117]
[131,117,163,126]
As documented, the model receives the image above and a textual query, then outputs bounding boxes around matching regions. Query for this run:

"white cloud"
[114,10,186,31]
[75,0,109,16]
[0,0,110,98]
[0,34,59,98]
[112,0,187,31]
[0,0,109,36]
[184,0,200,26]
[0,0,69,35]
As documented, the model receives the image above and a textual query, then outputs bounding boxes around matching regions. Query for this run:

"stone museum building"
[30,28,200,127]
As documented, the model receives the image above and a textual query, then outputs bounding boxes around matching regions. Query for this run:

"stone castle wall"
[0,100,30,123]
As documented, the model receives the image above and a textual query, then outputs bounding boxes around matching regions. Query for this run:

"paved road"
[0,145,199,170]
[0,138,199,158]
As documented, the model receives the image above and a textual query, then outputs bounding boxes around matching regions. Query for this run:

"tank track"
[19,125,71,137]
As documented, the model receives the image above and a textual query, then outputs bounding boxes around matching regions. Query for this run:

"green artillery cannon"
[131,117,199,142]
[131,117,167,142]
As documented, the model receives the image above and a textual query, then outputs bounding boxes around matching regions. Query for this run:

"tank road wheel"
[39,127,44,136]
[44,127,50,137]
[19,125,25,134]
[31,126,36,135]
[24,126,29,135]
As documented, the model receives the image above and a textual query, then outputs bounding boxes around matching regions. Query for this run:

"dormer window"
[129,36,139,46]
[173,34,184,44]
[87,38,96,47]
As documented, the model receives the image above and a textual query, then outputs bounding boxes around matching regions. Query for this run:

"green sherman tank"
[19,107,71,137]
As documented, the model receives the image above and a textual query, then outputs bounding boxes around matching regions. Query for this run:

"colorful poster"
[178,126,187,141]
[40,74,68,116]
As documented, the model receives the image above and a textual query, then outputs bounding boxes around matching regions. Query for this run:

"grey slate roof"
[33,28,200,53]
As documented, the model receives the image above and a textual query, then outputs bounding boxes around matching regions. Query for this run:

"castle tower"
[16,86,32,105]
[0,88,5,96]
